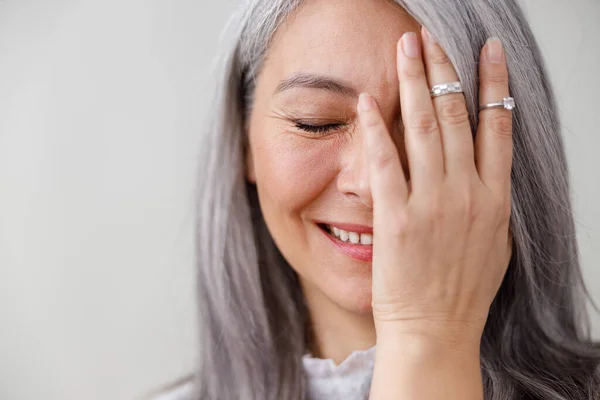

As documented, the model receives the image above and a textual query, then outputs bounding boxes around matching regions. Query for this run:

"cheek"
[252,134,338,213]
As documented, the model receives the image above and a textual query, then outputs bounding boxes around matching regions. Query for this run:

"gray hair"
[193,0,600,399]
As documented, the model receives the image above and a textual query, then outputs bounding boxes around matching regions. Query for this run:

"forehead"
[262,0,420,96]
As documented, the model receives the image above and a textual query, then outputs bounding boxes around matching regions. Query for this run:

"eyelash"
[294,122,346,135]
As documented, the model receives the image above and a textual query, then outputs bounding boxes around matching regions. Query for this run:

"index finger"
[358,93,409,212]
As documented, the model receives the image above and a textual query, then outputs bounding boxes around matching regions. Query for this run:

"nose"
[337,112,408,207]
[336,128,374,208]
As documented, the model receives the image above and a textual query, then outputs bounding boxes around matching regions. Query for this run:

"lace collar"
[302,345,377,400]
[152,345,378,400]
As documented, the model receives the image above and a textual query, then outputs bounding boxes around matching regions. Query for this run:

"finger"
[475,37,513,199]
[397,32,444,193]
[421,26,476,179]
[358,93,409,212]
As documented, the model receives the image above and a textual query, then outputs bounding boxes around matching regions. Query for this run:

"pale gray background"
[0,1,598,399]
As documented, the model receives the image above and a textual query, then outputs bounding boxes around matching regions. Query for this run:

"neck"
[300,277,376,365]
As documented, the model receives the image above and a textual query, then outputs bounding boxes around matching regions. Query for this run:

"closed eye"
[294,122,346,135]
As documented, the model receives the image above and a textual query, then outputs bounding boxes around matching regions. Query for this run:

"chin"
[325,273,374,315]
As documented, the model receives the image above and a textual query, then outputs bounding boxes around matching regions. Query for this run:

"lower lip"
[318,225,373,262]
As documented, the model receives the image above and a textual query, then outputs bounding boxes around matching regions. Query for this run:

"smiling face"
[246,0,419,314]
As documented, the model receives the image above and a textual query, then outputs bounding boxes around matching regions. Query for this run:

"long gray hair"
[193,0,600,398]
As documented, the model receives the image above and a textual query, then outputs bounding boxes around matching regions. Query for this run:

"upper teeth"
[330,226,373,245]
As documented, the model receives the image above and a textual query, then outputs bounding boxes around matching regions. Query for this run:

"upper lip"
[316,221,373,234]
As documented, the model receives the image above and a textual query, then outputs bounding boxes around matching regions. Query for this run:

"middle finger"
[397,31,445,194]
[421,26,476,179]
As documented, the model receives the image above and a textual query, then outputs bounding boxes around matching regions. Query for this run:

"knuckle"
[498,198,512,223]
[463,191,480,222]
[429,50,451,66]
[489,196,511,225]
[431,203,445,222]
[363,113,381,128]
[401,64,426,81]
[423,195,445,222]
[386,210,411,237]
[484,69,508,85]
[437,97,469,125]
[408,112,439,136]
[489,113,513,139]
[373,147,397,172]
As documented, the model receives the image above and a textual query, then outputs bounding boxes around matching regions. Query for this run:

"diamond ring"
[430,81,463,98]
[479,97,516,111]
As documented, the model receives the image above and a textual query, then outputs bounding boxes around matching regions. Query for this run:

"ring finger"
[397,31,445,194]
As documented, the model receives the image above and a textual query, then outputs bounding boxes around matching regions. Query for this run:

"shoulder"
[149,381,194,400]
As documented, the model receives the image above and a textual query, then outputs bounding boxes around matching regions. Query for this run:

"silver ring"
[479,97,516,111]
[430,81,463,97]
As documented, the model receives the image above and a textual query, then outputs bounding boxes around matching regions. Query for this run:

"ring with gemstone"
[479,97,516,111]
[430,81,463,98]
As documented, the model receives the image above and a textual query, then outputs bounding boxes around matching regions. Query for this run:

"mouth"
[316,223,374,262]
[317,223,373,245]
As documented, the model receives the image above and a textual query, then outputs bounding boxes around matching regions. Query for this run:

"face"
[246,0,419,314]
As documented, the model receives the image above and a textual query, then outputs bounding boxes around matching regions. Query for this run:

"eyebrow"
[274,73,358,97]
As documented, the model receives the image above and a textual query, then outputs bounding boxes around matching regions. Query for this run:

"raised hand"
[360,27,513,346]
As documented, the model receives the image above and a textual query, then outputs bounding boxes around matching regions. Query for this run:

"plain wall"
[0,1,598,399]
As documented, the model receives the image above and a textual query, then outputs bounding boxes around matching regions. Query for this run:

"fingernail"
[402,32,420,59]
[358,93,375,111]
[422,26,436,44]
[486,37,503,64]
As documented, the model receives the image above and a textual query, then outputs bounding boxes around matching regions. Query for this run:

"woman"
[156,0,600,398]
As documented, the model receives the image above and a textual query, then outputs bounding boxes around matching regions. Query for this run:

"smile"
[317,223,374,262]
[325,224,373,245]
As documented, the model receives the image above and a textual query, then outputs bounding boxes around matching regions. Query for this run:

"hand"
[359,28,513,346]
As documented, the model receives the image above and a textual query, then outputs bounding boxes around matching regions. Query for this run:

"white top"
[153,345,377,400]
[303,345,376,400]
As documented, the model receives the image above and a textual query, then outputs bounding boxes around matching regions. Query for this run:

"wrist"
[371,326,484,400]
[371,335,484,400]
[375,320,483,358]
